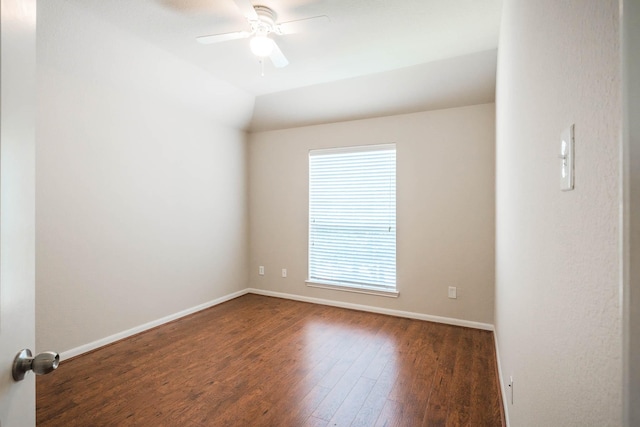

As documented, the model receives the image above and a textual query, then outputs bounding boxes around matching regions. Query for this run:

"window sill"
[305,280,399,298]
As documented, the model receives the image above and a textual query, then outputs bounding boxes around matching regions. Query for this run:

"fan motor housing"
[252,5,277,34]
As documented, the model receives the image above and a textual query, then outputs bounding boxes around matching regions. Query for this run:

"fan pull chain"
[260,59,265,77]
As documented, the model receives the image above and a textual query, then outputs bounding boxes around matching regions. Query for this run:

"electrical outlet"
[508,376,514,404]
[282,268,287,278]
[259,266,264,276]
[448,286,457,299]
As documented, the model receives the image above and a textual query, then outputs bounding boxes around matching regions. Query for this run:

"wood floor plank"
[386,319,425,403]
[444,328,474,426]
[312,317,390,421]
[278,385,332,426]
[423,325,462,426]
[470,330,505,426]
[351,355,399,427]
[304,416,330,427]
[37,294,504,426]
[327,376,377,426]
[374,398,404,427]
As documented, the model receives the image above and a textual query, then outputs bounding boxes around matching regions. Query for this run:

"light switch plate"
[560,125,575,191]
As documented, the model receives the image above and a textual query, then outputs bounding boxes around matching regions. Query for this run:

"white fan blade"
[197,31,251,44]
[233,0,258,20]
[269,41,289,68]
[276,15,330,35]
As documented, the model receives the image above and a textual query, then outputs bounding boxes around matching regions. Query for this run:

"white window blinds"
[308,144,396,291]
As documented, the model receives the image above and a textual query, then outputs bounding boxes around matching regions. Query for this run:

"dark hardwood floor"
[37,294,505,426]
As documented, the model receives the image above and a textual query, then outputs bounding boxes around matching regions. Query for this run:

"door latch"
[12,349,59,381]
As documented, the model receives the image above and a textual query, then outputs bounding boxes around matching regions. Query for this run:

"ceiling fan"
[196,0,329,69]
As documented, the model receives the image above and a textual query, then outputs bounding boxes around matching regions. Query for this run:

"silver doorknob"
[12,349,59,381]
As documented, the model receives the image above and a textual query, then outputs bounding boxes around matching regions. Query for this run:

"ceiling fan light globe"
[250,36,275,57]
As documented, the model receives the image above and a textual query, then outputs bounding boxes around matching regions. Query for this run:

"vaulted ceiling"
[66,0,502,131]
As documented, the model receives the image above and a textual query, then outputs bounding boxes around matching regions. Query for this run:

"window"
[307,144,397,296]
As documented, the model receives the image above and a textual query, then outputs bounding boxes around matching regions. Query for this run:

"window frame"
[306,143,398,298]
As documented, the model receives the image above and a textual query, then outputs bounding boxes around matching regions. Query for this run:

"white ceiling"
[250,49,497,131]
[65,0,502,130]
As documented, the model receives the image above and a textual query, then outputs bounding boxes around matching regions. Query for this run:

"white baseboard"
[60,289,250,361]
[493,331,511,427]
[246,288,494,331]
[61,287,495,361]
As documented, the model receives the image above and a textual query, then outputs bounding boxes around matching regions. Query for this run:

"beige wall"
[248,104,495,325]
[495,0,622,425]
[36,1,253,355]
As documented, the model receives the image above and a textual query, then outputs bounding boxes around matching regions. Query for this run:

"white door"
[0,0,37,425]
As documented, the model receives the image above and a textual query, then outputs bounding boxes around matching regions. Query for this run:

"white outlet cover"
[448,286,457,299]
[560,124,575,191]
[509,376,514,404]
